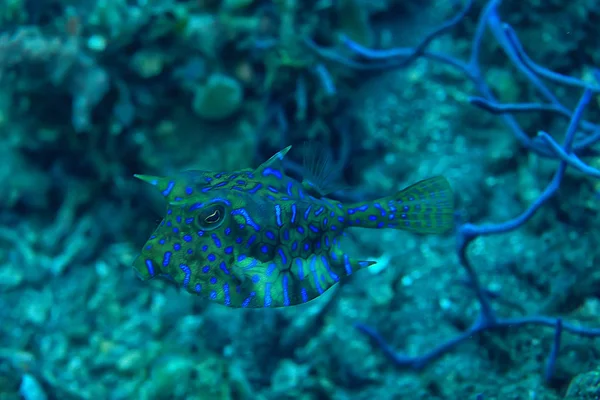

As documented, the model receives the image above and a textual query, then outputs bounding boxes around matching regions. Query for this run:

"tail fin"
[344,176,454,234]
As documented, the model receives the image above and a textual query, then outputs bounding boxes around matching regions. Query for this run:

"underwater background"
[1,0,600,399]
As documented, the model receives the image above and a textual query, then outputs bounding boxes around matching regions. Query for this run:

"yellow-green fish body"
[133,146,454,308]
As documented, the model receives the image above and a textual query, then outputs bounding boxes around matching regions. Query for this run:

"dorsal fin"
[253,145,291,178]
[300,141,348,198]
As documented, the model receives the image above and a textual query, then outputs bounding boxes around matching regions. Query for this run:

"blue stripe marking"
[223,283,231,306]
[266,263,277,276]
[309,256,323,294]
[185,186,193,195]
[242,291,256,308]
[295,258,304,280]
[291,204,297,223]
[286,182,294,196]
[183,235,192,242]
[266,231,276,240]
[162,181,175,196]
[283,230,290,241]
[179,264,191,287]
[194,283,202,293]
[264,283,272,307]
[301,288,308,303]
[275,204,282,226]
[315,207,324,216]
[211,233,221,248]
[278,248,287,265]
[219,262,231,275]
[374,203,386,216]
[145,259,155,276]
[248,183,262,194]
[303,205,312,220]
[267,186,278,193]
[247,235,256,247]
[321,256,339,281]
[308,224,319,233]
[208,197,231,206]
[282,274,290,306]
[388,201,397,212]
[262,167,282,179]
[357,204,369,211]
[162,251,172,267]
[231,208,261,231]
[188,203,204,211]
[343,254,353,275]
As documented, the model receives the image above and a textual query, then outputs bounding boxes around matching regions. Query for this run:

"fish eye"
[197,204,225,230]
[204,209,221,224]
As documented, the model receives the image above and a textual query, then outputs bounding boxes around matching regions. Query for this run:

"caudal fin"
[344,176,454,234]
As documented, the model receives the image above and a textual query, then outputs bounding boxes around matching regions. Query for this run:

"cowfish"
[132,146,454,308]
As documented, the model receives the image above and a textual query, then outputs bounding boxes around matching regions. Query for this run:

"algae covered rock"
[192,73,243,121]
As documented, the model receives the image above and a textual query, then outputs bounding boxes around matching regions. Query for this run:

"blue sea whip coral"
[308,0,600,380]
